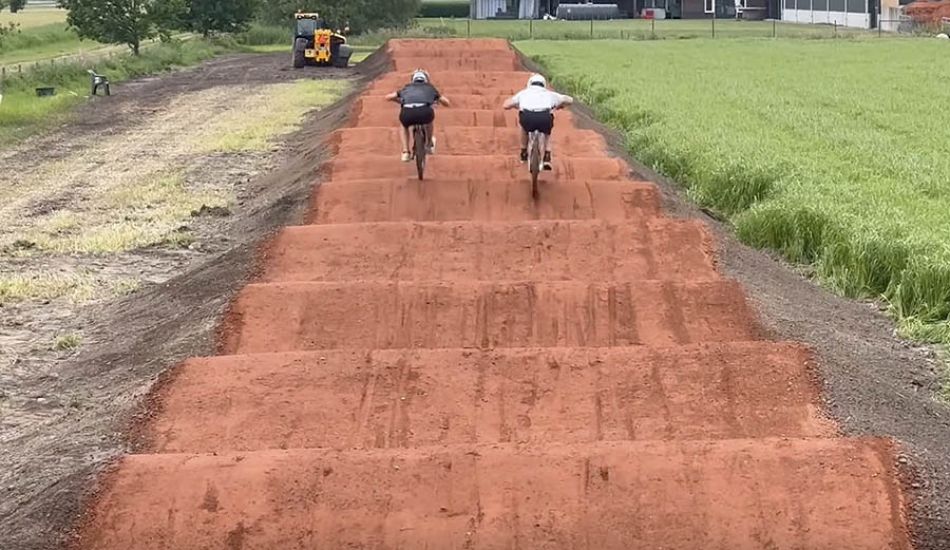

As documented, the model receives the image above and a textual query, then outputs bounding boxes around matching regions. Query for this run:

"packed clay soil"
[0,40,948,550]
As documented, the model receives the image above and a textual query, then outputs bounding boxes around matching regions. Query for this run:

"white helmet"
[528,73,546,87]
[411,69,429,83]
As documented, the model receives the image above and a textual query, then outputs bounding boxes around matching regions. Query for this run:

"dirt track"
[74,39,913,548]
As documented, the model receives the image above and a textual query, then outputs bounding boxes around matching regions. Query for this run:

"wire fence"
[0,34,195,86]
[403,16,939,42]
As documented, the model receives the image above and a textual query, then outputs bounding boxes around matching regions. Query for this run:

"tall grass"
[234,23,290,46]
[0,39,222,143]
[520,39,950,344]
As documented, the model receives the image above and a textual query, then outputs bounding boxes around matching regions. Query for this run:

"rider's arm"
[503,95,519,110]
[385,91,399,102]
[431,85,450,107]
[555,93,574,109]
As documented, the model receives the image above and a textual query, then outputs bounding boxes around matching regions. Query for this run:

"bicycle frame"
[411,124,428,181]
[527,130,545,199]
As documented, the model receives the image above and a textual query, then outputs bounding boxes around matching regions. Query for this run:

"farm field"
[519,38,950,344]
[0,7,85,66]
[0,23,90,66]
[0,6,66,28]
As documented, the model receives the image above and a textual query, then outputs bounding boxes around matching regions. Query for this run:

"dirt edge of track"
[0,50,393,550]
[514,50,950,550]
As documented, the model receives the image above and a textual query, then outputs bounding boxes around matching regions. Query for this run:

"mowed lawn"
[518,39,950,342]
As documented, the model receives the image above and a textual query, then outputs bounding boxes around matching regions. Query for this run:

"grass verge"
[1,271,92,302]
[0,269,140,303]
[199,79,350,152]
[53,333,82,351]
[0,38,221,144]
[519,38,950,345]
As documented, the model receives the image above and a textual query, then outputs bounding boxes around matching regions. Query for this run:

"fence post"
[652,17,656,37]
[833,21,837,37]
[590,18,594,37]
[773,19,777,38]
[530,18,534,39]
[467,18,471,37]
[712,16,716,38]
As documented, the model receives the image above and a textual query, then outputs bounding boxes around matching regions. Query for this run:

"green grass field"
[0,7,66,28]
[0,7,97,67]
[0,23,89,65]
[519,39,950,343]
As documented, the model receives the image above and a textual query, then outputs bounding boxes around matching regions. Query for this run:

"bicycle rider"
[386,69,451,162]
[503,73,574,170]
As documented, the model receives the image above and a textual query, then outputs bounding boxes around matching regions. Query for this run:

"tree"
[0,1,18,47]
[186,0,258,36]
[256,0,420,33]
[58,0,187,55]
[10,0,28,13]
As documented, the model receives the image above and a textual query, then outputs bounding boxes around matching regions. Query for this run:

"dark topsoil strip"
[516,48,950,550]
[0,51,392,550]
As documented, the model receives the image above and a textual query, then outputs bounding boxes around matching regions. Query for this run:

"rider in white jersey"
[503,73,574,170]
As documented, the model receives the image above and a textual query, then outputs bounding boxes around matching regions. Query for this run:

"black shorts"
[519,110,554,135]
[399,105,435,128]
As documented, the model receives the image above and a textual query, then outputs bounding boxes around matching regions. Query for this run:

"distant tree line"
[53,0,419,55]
[255,0,420,33]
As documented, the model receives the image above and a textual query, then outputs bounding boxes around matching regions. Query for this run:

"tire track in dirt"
[74,38,913,549]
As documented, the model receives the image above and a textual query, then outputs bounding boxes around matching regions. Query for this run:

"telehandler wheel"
[292,38,307,69]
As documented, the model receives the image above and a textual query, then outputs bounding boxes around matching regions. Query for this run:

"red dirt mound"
[74,38,913,550]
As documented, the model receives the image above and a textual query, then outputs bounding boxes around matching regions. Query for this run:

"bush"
[419,1,469,18]
[256,0,421,34]
[235,23,288,45]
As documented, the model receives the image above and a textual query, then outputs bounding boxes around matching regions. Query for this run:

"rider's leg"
[520,129,529,162]
[542,133,553,170]
[424,122,435,153]
[399,126,410,162]
[542,113,554,170]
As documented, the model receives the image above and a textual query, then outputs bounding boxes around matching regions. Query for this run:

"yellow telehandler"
[292,13,353,69]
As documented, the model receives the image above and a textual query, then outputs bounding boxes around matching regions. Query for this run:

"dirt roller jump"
[74,39,912,549]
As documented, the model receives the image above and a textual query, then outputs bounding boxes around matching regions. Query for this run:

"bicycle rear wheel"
[528,132,540,199]
[414,126,427,181]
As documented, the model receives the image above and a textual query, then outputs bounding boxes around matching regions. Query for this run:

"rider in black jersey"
[386,69,452,162]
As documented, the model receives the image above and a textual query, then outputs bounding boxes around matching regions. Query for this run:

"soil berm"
[74,39,912,549]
